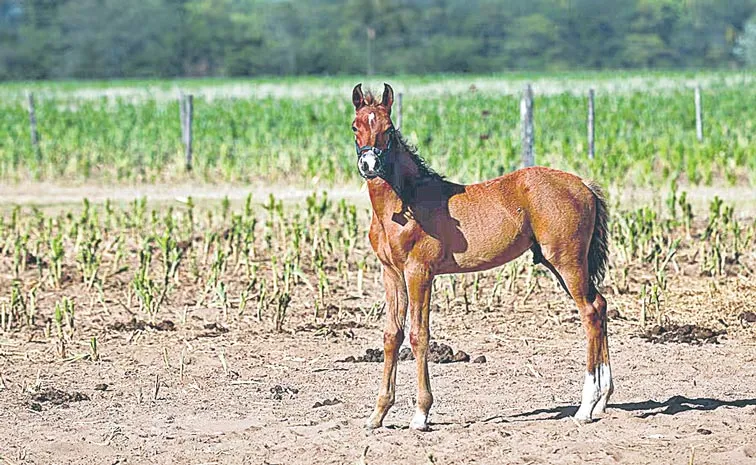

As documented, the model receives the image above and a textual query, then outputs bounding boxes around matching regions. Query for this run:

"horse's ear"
[382,83,394,113]
[352,83,364,110]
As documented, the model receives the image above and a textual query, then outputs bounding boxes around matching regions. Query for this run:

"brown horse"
[352,83,613,431]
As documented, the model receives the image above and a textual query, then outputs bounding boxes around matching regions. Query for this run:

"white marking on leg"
[592,363,613,416]
[575,363,611,421]
[409,408,429,431]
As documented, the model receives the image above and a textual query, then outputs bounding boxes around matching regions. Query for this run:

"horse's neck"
[367,177,403,219]
[386,143,434,204]
[367,146,445,218]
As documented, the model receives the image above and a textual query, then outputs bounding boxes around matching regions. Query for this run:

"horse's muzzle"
[358,151,381,179]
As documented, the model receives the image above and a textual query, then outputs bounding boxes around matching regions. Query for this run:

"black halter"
[355,126,395,158]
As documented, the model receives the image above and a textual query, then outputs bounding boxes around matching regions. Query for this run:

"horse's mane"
[391,129,445,183]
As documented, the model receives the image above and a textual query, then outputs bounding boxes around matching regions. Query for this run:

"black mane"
[383,129,458,205]
[391,129,445,183]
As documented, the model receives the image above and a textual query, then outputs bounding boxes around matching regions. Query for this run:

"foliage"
[734,17,756,66]
[0,74,754,187]
[2,0,756,79]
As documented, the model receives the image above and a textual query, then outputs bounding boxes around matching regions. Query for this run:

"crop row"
[0,80,754,186]
[0,187,753,361]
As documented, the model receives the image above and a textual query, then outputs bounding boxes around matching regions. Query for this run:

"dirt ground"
[1,185,756,465]
[2,298,756,465]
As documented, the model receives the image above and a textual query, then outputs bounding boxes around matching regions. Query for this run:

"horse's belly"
[447,234,531,273]
[431,191,530,274]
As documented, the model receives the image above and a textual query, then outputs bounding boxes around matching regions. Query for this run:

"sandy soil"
[2,284,756,465]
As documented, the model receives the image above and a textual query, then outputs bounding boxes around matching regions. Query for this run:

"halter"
[355,126,395,159]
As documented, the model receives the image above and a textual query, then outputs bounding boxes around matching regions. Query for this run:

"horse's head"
[351,83,394,179]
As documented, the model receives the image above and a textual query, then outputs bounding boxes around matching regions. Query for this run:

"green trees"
[1,0,755,79]
[734,16,756,66]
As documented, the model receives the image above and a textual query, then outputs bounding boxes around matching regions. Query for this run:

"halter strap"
[355,126,395,157]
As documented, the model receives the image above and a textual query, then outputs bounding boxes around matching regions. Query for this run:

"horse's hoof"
[573,404,595,423]
[409,411,430,431]
[365,416,383,430]
[409,421,430,431]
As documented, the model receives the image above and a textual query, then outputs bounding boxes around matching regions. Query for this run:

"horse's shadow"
[510,395,756,421]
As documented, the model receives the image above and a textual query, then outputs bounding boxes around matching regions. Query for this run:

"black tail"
[584,181,610,292]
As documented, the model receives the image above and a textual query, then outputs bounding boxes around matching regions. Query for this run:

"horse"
[352,83,613,431]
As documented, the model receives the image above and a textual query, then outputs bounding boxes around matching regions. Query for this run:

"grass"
[0,72,754,187]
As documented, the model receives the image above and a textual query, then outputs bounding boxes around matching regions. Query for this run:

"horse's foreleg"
[366,266,408,429]
[406,264,434,431]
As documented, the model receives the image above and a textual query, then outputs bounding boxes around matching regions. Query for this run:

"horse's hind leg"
[587,291,613,417]
[549,261,613,421]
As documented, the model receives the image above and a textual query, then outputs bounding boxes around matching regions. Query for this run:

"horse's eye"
[351,126,357,132]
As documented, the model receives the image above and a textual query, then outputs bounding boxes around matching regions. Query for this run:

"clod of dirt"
[203,322,228,332]
[428,342,455,363]
[198,322,229,338]
[340,348,384,363]
[270,385,299,401]
[639,324,725,344]
[108,318,175,332]
[342,343,473,363]
[152,320,176,331]
[740,311,756,323]
[398,347,414,361]
[30,388,90,409]
[606,309,621,320]
[313,398,342,408]
[472,355,487,364]
[94,383,108,391]
[697,428,712,435]
[452,351,470,363]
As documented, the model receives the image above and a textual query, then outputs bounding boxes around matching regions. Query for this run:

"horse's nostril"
[361,161,368,172]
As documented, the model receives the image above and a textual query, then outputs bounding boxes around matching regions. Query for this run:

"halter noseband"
[355,126,395,159]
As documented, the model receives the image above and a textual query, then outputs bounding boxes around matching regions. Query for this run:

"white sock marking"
[409,409,429,430]
[575,363,612,421]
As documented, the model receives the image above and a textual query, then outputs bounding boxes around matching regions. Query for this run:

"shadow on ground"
[510,396,756,421]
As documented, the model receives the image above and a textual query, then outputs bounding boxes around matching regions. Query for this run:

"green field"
[1,72,754,187]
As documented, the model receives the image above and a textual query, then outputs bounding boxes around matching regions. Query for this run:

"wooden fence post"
[178,90,186,142]
[520,84,534,167]
[184,94,193,172]
[26,92,40,161]
[694,85,703,142]
[587,88,595,159]
[396,92,403,130]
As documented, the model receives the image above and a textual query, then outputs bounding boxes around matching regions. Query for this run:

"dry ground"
[1,185,756,465]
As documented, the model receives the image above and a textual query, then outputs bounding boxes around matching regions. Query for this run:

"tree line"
[1,0,756,80]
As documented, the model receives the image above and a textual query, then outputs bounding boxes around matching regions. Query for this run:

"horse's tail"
[584,180,610,293]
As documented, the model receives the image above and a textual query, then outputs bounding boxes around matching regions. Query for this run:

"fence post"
[26,92,40,161]
[587,88,595,159]
[520,84,534,167]
[694,85,703,142]
[184,95,193,172]
[178,90,186,142]
[396,92,403,130]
